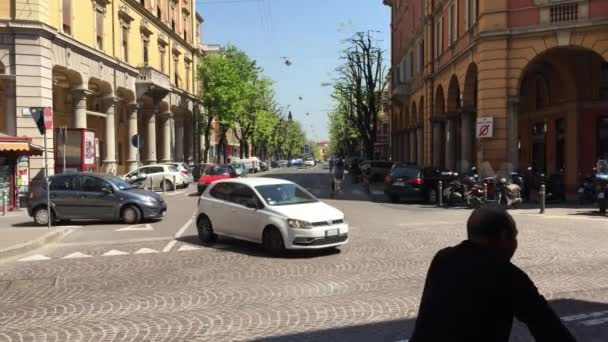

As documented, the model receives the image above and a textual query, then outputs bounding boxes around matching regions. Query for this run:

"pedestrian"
[331,158,345,193]
[409,207,576,342]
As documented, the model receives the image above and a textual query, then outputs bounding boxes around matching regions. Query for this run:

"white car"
[304,158,315,167]
[123,164,186,191]
[159,162,194,185]
[196,178,349,255]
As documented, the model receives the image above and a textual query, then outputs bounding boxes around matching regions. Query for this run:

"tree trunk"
[239,140,244,159]
[244,141,250,158]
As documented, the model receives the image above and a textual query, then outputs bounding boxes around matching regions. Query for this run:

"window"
[143,40,149,66]
[184,16,188,41]
[409,51,414,77]
[210,183,234,201]
[62,0,72,34]
[95,9,104,50]
[149,166,164,174]
[157,5,162,20]
[449,2,457,45]
[122,27,129,62]
[555,119,565,172]
[185,61,191,92]
[160,48,166,73]
[80,176,110,192]
[419,40,425,73]
[255,184,318,206]
[174,57,180,87]
[172,19,176,32]
[435,17,443,58]
[467,0,477,28]
[50,175,78,191]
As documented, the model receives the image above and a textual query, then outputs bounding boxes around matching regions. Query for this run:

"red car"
[197,164,238,193]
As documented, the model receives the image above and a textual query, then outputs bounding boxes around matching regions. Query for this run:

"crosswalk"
[18,244,202,262]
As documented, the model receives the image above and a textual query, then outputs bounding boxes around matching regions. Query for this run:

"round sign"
[43,107,53,130]
[131,134,143,148]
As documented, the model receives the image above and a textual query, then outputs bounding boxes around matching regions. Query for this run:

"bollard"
[539,184,546,214]
[483,183,488,202]
[149,177,154,191]
[173,175,177,192]
[162,177,166,193]
[438,181,444,207]
[2,188,6,216]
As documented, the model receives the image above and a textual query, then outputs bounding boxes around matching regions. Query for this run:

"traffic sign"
[304,144,310,154]
[43,107,53,130]
[476,117,494,138]
[131,134,143,148]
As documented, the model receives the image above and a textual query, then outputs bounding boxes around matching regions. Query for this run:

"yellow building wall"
[14,0,48,22]
[48,0,60,30]
[0,0,12,19]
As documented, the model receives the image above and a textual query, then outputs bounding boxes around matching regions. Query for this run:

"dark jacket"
[410,240,576,342]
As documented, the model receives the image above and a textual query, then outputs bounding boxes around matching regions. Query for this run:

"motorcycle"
[596,160,608,214]
[444,178,467,207]
[577,174,596,205]
[496,176,523,209]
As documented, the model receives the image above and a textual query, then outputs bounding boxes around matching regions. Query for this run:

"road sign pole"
[44,130,51,229]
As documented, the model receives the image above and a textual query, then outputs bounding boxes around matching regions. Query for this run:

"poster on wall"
[84,131,96,165]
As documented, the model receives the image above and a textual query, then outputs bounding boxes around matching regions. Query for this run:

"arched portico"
[432,85,446,168]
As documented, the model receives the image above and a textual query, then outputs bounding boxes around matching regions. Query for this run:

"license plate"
[578,188,584,193]
[599,193,605,199]
[393,182,405,187]
[325,229,339,237]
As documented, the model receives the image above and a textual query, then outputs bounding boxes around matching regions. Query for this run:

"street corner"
[0,226,73,262]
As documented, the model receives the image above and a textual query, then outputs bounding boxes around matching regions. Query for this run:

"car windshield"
[168,165,178,172]
[205,167,231,176]
[391,167,420,178]
[105,175,133,190]
[232,163,243,168]
[255,183,318,206]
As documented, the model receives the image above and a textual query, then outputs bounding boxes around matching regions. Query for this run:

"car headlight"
[287,219,312,229]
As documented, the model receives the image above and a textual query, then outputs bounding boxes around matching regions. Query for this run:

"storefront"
[0,134,43,211]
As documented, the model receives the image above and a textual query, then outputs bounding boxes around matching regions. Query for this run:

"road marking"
[162,240,177,252]
[62,252,91,259]
[561,310,608,322]
[581,317,608,326]
[116,224,154,231]
[19,254,50,262]
[178,245,200,251]
[164,190,188,197]
[134,248,158,254]
[174,218,194,238]
[102,250,129,256]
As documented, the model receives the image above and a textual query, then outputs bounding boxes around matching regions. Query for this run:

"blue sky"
[196,0,390,142]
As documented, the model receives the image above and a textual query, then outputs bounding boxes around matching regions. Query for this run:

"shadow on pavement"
[176,234,342,259]
[256,298,607,342]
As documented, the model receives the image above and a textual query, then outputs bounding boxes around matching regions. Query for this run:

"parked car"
[277,160,289,168]
[260,161,269,172]
[359,160,394,182]
[304,158,315,167]
[159,162,194,185]
[232,157,262,173]
[197,164,238,194]
[27,173,167,225]
[123,164,186,191]
[196,178,349,255]
[231,162,248,177]
[384,164,459,203]
[290,159,304,167]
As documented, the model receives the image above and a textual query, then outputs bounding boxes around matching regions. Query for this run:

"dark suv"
[384,165,459,203]
[27,173,167,226]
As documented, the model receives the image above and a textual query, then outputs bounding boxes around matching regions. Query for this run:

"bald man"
[409,207,576,342]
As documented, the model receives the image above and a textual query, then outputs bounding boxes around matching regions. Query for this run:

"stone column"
[184,117,193,164]
[145,110,157,164]
[72,88,90,129]
[4,79,16,136]
[417,127,424,166]
[126,103,139,172]
[102,96,118,174]
[461,111,474,172]
[446,118,455,170]
[507,97,520,170]
[174,114,184,162]
[161,112,173,162]
[402,132,410,163]
[409,129,417,164]
[432,120,442,167]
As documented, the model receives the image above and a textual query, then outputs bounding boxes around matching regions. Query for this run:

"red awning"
[0,133,44,156]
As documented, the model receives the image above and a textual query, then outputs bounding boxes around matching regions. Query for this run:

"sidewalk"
[0,210,72,261]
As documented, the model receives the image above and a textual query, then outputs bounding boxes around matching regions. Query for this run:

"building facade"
[384,0,608,194]
[0,0,206,179]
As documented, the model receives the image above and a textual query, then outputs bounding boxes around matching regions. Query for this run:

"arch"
[88,78,113,97]
[418,97,424,123]
[52,66,83,89]
[0,61,5,74]
[410,102,417,128]
[434,85,445,116]
[447,75,461,113]
[462,63,478,110]
[116,87,135,104]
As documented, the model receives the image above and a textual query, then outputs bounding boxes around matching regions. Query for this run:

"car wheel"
[33,206,53,226]
[161,180,173,191]
[121,205,142,224]
[263,226,285,256]
[197,215,217,244]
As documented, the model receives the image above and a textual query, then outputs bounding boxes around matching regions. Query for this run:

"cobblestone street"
[1,168,608,341]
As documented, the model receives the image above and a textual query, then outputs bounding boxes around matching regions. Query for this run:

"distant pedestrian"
[409,207,576,342]
[331,159,345,193]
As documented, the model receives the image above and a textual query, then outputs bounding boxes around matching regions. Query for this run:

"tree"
[328,102,360,157]
[283,121,307,160]
[332,31,388,159]
[252,100,281,160]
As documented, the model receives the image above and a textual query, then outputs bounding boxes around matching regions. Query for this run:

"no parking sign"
[476,117,494,138]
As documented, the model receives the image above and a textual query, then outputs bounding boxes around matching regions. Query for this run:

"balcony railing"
[390,81,410,103]
[550,3,578,23]
[137,66,171,91]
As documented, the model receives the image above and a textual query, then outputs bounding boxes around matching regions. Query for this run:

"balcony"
[540,0,588,25]
[390,81,410,104]
[136,66,171,102]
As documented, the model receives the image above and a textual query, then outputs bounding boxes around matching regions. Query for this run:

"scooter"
[444,179,467,207]
[577,174,596,205]
[596,160,608,214]
[496,176,523,209]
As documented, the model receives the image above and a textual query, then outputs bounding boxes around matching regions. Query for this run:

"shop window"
[597,117,608,160]
[555,119,565,171]
[62,0,72,35]
[532,122,547,172]
[122,27,129,62]
[600,63,608,100]
[535,75,549,111]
